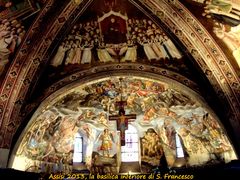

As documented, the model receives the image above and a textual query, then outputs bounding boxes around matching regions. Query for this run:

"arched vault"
[0,0,239,160]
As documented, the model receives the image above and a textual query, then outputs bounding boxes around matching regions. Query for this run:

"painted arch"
[9,74,237,173]
[0,0,239,163]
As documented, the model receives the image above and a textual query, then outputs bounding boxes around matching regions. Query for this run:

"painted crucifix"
[109,100,136,146]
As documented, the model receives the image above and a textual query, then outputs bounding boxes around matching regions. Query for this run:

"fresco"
[91,128,119,174]
[48,0,187,77]
[0,0,45,77]
[195,0,240,68]
[10,76,237,173]
[0,0,41,19]
[0,18,26,76]
[49,15,182,67]
[140,128,164,173]
[213,22,240,67]
[202,0,240,26]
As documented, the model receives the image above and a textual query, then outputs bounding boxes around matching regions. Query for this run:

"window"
[175,133,184,158]
[73,133,83,163]
[121,125,139,162]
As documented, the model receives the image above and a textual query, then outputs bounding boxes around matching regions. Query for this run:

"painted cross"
[109,100,136,146]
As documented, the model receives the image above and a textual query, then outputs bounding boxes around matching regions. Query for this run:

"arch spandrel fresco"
[0,0,47,78]
[184,0,240,69]
[10,76,237,173]
[45,0,191,83]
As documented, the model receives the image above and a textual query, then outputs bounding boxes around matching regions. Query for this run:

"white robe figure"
[120,40,137,62]
[121,45,137,62]
[149,35,164,60]
[157,42,169,59]
[65,43,77,65]
[97,48,114,63]
[156,34,169,59]
[152,42,164,60]
[141,39,158,60]
[163,38,182,59]
[81,46,92,64]
[125,46,137,62]
[50,43,68,67]
[71,45,82,64]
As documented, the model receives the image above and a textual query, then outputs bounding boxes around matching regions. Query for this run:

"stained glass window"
[121,125,139,162]
[73,133,83,163]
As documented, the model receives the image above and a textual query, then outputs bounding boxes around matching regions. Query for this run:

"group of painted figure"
[50,17,182,67]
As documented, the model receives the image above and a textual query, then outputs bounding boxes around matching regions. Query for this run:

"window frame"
[121,124,139,162]
[175,133,185,158]
[73,133,84,163]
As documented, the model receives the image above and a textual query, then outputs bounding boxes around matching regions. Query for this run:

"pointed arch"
[0,0,239,161]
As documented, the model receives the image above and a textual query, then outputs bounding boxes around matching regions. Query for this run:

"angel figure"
[99,129,114,157]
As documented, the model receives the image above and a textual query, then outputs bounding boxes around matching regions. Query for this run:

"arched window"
[121,124,139,162]
[73,133,83,163]
[175,133,184,158]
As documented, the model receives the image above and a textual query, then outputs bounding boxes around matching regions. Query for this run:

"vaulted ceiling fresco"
[0,0,45,77]
[49,6,183,68]
[1,0,239,80]
[182,0,240,69]
[0,0,239,173]
[9,76,237,173]
[45,0,190,84]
